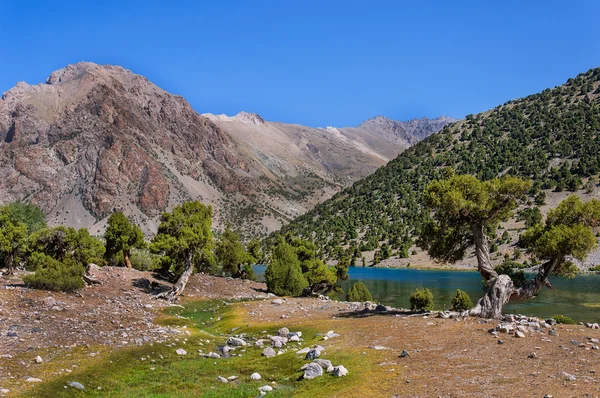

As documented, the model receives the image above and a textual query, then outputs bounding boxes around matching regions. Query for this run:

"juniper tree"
[150,201,214,301]
[104,212,145,268]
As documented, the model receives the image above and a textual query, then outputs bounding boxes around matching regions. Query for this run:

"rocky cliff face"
[0,62,454,236]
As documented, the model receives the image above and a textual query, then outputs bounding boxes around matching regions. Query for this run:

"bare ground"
[1,268,599,397]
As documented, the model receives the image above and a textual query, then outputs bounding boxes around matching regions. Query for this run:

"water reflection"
[253,266,600,323]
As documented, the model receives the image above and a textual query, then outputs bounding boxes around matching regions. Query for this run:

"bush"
[410,288,434,311]
[346,282,373,302]
[240,264,257,281]
[589,265,600,272]
[130,249,158,271]
[552,314,575,324]
[264,242,308,296]
[24,253,85,292]
[451,289,474,311]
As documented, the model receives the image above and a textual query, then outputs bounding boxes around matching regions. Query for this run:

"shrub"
[410,288,434,311]
[451,289,473,311]
[264,242,308,296]
[589,265,600,272]
[346,282,373,302]
[130,249,159,271]
[552,314,575,324]
[240,264,257,281]
[24,253,85,292]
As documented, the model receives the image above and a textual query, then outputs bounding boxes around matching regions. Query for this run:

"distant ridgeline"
[273,67,600,259]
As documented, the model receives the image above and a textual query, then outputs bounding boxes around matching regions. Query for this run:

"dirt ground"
[1,268,599,397]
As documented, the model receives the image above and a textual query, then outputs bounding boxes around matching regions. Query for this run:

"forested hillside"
[276,68,600,261]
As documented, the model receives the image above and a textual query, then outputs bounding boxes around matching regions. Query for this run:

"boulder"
[250,372,261,380]
[313,359,334,372]
[277,327,289,337]
[333,365,349,377]
[68,382,85,390]
[175,349,187,355]
[271,299,283,305]
[226,337,247,347]
[258,385,273,392]
[216,376,228,383]
[262,347,276,358]
[303,363,323,379]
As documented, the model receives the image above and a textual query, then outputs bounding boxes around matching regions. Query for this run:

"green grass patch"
[21,300,368,397]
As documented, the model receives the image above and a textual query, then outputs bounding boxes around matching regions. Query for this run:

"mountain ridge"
[0,62,453,237]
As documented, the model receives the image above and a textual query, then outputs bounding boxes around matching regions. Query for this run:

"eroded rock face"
[0,63,247,232]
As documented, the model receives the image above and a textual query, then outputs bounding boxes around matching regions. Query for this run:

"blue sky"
[1,0,599,127]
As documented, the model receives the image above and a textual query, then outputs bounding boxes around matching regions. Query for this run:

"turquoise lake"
[253,266,600,323]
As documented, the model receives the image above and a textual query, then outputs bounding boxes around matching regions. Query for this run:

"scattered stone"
[333,365,349,377]
[515,331,525,338]
[592,345,599,350]
[204,352,220,359]
[227,375,238,381]
[549,330,558,336]
[250,372,261,380]
[313,359,333,372]
[589,338,599,344]
[0,389,9,394]
[528,352,537,359]
[175,349,187,355]
[296,348,311,354]
[262,347,276,358]
[399,350,409,358]
[69,382,85,390]
[25,377,42,383]
[34,356,43,364]
[322,330,339,340]
[498,340,504,345]
[557,371,576,381]
[498,324,514,333]
[42,297,56,307]
[226,337,247,347]
[277,327,289,337]
[258,385,273,392]
[271,299,283,305]
[289,335,300,342]
[216,376,229,383]
[570,339,580,346]
[303,363,324,379]
[270,336,287,348]
[305,346,324,360]
[370,345,390,350]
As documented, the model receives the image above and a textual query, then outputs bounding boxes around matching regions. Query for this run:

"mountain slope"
[0,62,452,236]
[277,67,600,265]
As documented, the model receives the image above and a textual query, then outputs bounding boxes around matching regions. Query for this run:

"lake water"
[253,266,600,323]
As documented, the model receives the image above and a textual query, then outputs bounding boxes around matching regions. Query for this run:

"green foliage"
[335,256,350,281]
[4,202,46,233]
[129,249,159,271]
[150,201,214,276]
[494,261,527,287]
[521,196,600,278]
[215,226,251,277]
[104,212,145,267]
[0,208,28,273]
[246,238,262,264]
[264,241,307,296]
[346,282,373,302]
[518,207,542,228]
[272,68,600,258]
[451,289,474,311]
[29,226,106,268]
[418,174,530,263]
[23,253,84,292]
[410,288,434,311]
[552,314,575,324]
[239,263,257,281]
[304,259,337,287]
[590,265,600,272]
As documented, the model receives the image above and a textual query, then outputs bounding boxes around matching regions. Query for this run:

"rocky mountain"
[357,115,456,148]
[0,62,453,236]
[278,67,600,266]
[0,62,450,233]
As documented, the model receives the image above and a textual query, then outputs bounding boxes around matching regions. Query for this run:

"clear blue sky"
[1,0,599,127]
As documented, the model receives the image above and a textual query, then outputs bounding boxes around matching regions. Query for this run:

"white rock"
[515,331,526,338]
[25,377,42,383]
[262,347,276,358]
[227,375,239,381]
[216,376,228,383]
[303,363,323,379]
[250,372,261,380]
[289,335,300,342]
[69,381,85,390]
[175,349,187,355]
[333,365,349,377]
[34,356,43,364]
[271,299,283,305]
[226,337,247,347]
[258,385,273,392]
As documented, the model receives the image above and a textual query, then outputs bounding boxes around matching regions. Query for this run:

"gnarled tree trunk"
[166,251,194,302]
[469,224,515,318]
